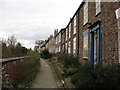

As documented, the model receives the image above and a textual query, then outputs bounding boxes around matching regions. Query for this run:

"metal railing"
[0,56,29,64]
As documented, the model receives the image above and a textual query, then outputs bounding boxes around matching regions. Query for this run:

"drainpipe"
[115,8,120,63]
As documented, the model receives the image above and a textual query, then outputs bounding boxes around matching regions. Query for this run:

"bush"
[40,49,51,59]
[66,67,78,76]
[70,64,120,88]
[7,52,41,88]
[57,53,80,69]
[57,53,80,76]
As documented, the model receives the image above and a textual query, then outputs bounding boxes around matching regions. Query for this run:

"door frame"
[90,23,101,64]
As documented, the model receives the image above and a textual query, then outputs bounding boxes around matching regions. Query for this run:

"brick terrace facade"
[41,1,120,65]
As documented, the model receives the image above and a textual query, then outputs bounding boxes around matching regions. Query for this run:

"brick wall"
[78,2,119,64]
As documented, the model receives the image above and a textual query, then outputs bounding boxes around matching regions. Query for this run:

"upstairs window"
[66,28,68,41]
[59,34,61,43]
[74,16,76,34]
[83,2,88,25]
[69,24,71,38]
[96,0,101,15]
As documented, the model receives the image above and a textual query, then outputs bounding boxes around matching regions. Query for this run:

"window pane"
[83,30,88,59]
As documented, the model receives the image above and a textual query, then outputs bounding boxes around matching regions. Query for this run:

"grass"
[45,59,60,86]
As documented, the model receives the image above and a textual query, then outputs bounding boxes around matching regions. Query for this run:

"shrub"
[57,53,80,69]
[66,67,78,76]
[2,72,12,88]
[8,52,40,88]
[40,49,51,59]
[57,53,80,76]
[70,64,120,88]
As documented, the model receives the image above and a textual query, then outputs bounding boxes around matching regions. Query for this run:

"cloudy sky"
[0,0,82,49]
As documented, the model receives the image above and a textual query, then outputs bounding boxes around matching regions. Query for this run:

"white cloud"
[0,0,82,49]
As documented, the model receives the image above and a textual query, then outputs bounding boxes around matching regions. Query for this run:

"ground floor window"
[68,41,71,53]
[73,37,76,54]
[83,30,88,60]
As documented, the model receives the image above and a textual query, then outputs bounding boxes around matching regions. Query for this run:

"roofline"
[65,1,85,29]
[54,28,66,37]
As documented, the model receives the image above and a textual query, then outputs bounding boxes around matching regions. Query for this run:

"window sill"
[83,57,88,60]
[95,12,101,17]
[83,22,88,27]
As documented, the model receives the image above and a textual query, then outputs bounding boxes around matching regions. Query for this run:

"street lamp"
[115,8,120,63]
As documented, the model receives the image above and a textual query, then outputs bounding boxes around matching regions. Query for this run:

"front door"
[94,31,98,65]
[90,24,101,64]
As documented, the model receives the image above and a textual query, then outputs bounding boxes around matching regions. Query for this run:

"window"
[59,46,60,52]
[73,37,76,54]
[83,30,88,59]
[114,0,120,2]
[74,16,76,34]
[69,24,71,38]
[55,37,57,44]
[66,42,67,53]
[59,34,61,43]
[118,19,120,29]
[57,36,59,44]
[68,41,71,53]
[96,0,101,15]
[83,2,88,25]
[66,28,68,41]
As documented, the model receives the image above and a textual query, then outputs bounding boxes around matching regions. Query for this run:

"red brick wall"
[78,2,119,64]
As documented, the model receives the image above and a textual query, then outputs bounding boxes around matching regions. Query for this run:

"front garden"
[56,53,120,89]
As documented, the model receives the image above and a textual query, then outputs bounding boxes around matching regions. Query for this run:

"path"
[31,59,57,88]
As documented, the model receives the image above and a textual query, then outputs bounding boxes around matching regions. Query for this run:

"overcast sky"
[0,0,82,49]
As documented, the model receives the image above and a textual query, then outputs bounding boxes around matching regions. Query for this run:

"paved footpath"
[31,59,57,88]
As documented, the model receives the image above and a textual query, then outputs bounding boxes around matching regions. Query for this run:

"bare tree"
[7,35,17,47]
[35,40,44,46]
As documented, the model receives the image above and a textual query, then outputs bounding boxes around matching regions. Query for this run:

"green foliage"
[4,52,41,88]
[70,64,120,88]
[57,53,80,76]
[58,53,80,68]
[1,36,28,58]
[40,49,51,59]
[2,72,12,88]
[66,67,78,76]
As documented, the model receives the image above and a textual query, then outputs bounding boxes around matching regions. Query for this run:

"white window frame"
[66,28,68,41]
[69,24,71,39]
[66,42,67,53]
[59,34,61,43]
[68,41,71,53]
[74,16,76,34]
[83,2,88,25]
[59,46,60,52]
[96,0,101,15]
[73,37,76,54]
[83,30,88,59]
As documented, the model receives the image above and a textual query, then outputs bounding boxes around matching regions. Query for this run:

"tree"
[15,42,22,56]
[7,35,17,47]
[21,47,28,56]
[1,41,8,58]
[35,40,44,46]
[1,36,28,58]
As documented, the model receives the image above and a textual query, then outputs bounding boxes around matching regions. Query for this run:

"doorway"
[90,24,101,64]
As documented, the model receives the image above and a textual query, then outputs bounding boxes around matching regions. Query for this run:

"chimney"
[54,29,58,36]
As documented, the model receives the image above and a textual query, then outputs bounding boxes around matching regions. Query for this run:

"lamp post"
[115,8,120,63]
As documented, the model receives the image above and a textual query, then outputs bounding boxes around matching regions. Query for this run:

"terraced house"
[42,1,120,65]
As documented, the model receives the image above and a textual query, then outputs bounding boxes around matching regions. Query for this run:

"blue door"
[90,24,101,64]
